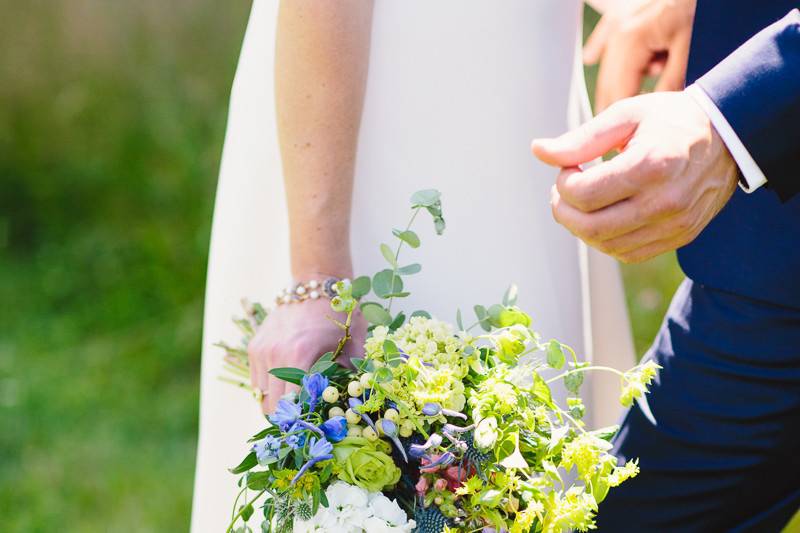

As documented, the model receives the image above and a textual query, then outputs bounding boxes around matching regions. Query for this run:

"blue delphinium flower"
[251,434,282,463]
[269,399,302,431]
[319,416,348,443]
[291,437,334,484]
[301,373,329,412]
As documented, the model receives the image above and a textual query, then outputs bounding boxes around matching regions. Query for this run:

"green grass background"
[0,3,685,530]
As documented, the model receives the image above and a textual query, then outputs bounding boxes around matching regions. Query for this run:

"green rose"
[332,436,401,492]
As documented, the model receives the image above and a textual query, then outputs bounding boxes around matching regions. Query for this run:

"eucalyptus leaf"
[360,302,392,326]
[396,263,421,275]
[503,284,519,306]
[473,305,491,332]
[392,229,421,248]
[410,189,441,207]
[351,276,371,299]
[410,310,432,319]
[372,269,403,299]
[380,243,397,268]
[456,309,464,331]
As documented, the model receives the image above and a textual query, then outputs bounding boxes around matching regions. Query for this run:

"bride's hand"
[247,297,367,414]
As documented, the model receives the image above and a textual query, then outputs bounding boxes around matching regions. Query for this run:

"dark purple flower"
[301,373,329,412]
[319,416,348,443]
[269,399,302,431]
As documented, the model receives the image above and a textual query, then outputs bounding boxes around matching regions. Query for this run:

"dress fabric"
[191,2,635,530]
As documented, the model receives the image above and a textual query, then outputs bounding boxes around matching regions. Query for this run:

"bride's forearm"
[275,0,374,280]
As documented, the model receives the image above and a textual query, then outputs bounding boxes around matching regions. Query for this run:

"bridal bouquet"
[220,190,658,533]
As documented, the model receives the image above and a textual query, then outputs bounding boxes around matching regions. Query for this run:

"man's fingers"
[583,15,610,65]
[551,185,646,243]
[556,148,643,212]
[532,101,639,168]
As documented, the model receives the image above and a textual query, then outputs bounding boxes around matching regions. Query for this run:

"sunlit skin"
[532,91,737,264]
[584,0,697,111]
[247,1,373,413]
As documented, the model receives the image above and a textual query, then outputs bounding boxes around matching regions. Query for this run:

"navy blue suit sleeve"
[696,9,800,201]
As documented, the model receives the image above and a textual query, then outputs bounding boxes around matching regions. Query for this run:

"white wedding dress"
[191,1,635,531]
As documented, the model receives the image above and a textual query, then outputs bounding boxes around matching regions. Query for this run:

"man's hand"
[531,91,738,264]
[585,0,697,111]
[247,298,366,414]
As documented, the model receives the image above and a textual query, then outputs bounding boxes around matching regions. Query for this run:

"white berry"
[347,425,362,438]
[322,386,339,403]
[362,426,378,441]
[383,408,399,422]
[328,406,345,419]
[347,381,363,397]
[345,408,361,425]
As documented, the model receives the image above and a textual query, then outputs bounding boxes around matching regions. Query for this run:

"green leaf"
[268,367,306,386]
[246,470,271,490]
[487,304,505,327]
[456,309,464,331]
[375,366,393,383]
[382,291,410,299]
[388,312,406,331]
[319,489,329,508]
[396,263,421,275]
[532,372,554,408]
[351,276,371,299]
[372,269,403,299]
[241,502,254,522]
[380,243,397,268]
[564,370,584,394]
[229,452,258,474]
[360,302,392,326]
[547,340,566,370]
[350,357,367,371]
[502,284,519,306]
[309,359,336,375]
[473,305,491,332]
[432,215,446,235]
[410,189,441,207]
[392,229,421,248]
[410,310,432,319]
[383,339,399,355]
[479,489,504,508]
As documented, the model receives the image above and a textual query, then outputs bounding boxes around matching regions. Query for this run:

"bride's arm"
[248,0,374,413]
[276,0,374,281]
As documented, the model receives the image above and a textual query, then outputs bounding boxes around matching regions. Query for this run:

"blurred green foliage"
[0,3,683,531]
[0,1,251,530]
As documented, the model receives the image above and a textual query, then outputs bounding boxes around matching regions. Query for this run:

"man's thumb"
[531,102,639,167]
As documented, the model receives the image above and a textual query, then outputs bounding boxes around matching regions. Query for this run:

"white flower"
[368,493,409,527]
[293,481,415,532]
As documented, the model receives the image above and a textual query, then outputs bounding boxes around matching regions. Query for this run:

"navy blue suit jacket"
[679,2,800,308]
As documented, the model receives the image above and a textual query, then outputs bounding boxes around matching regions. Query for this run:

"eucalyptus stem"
[387,207,421,313]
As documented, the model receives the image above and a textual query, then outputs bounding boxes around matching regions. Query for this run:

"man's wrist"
[684,84,768,193]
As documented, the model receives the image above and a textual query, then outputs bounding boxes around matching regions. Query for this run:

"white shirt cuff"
[685,84,768,193]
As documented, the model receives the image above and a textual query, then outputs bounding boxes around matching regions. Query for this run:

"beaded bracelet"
[274,277,343,306]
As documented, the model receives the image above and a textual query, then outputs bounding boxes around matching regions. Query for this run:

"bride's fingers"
[264,373,285,414]
[583,15,611,65]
